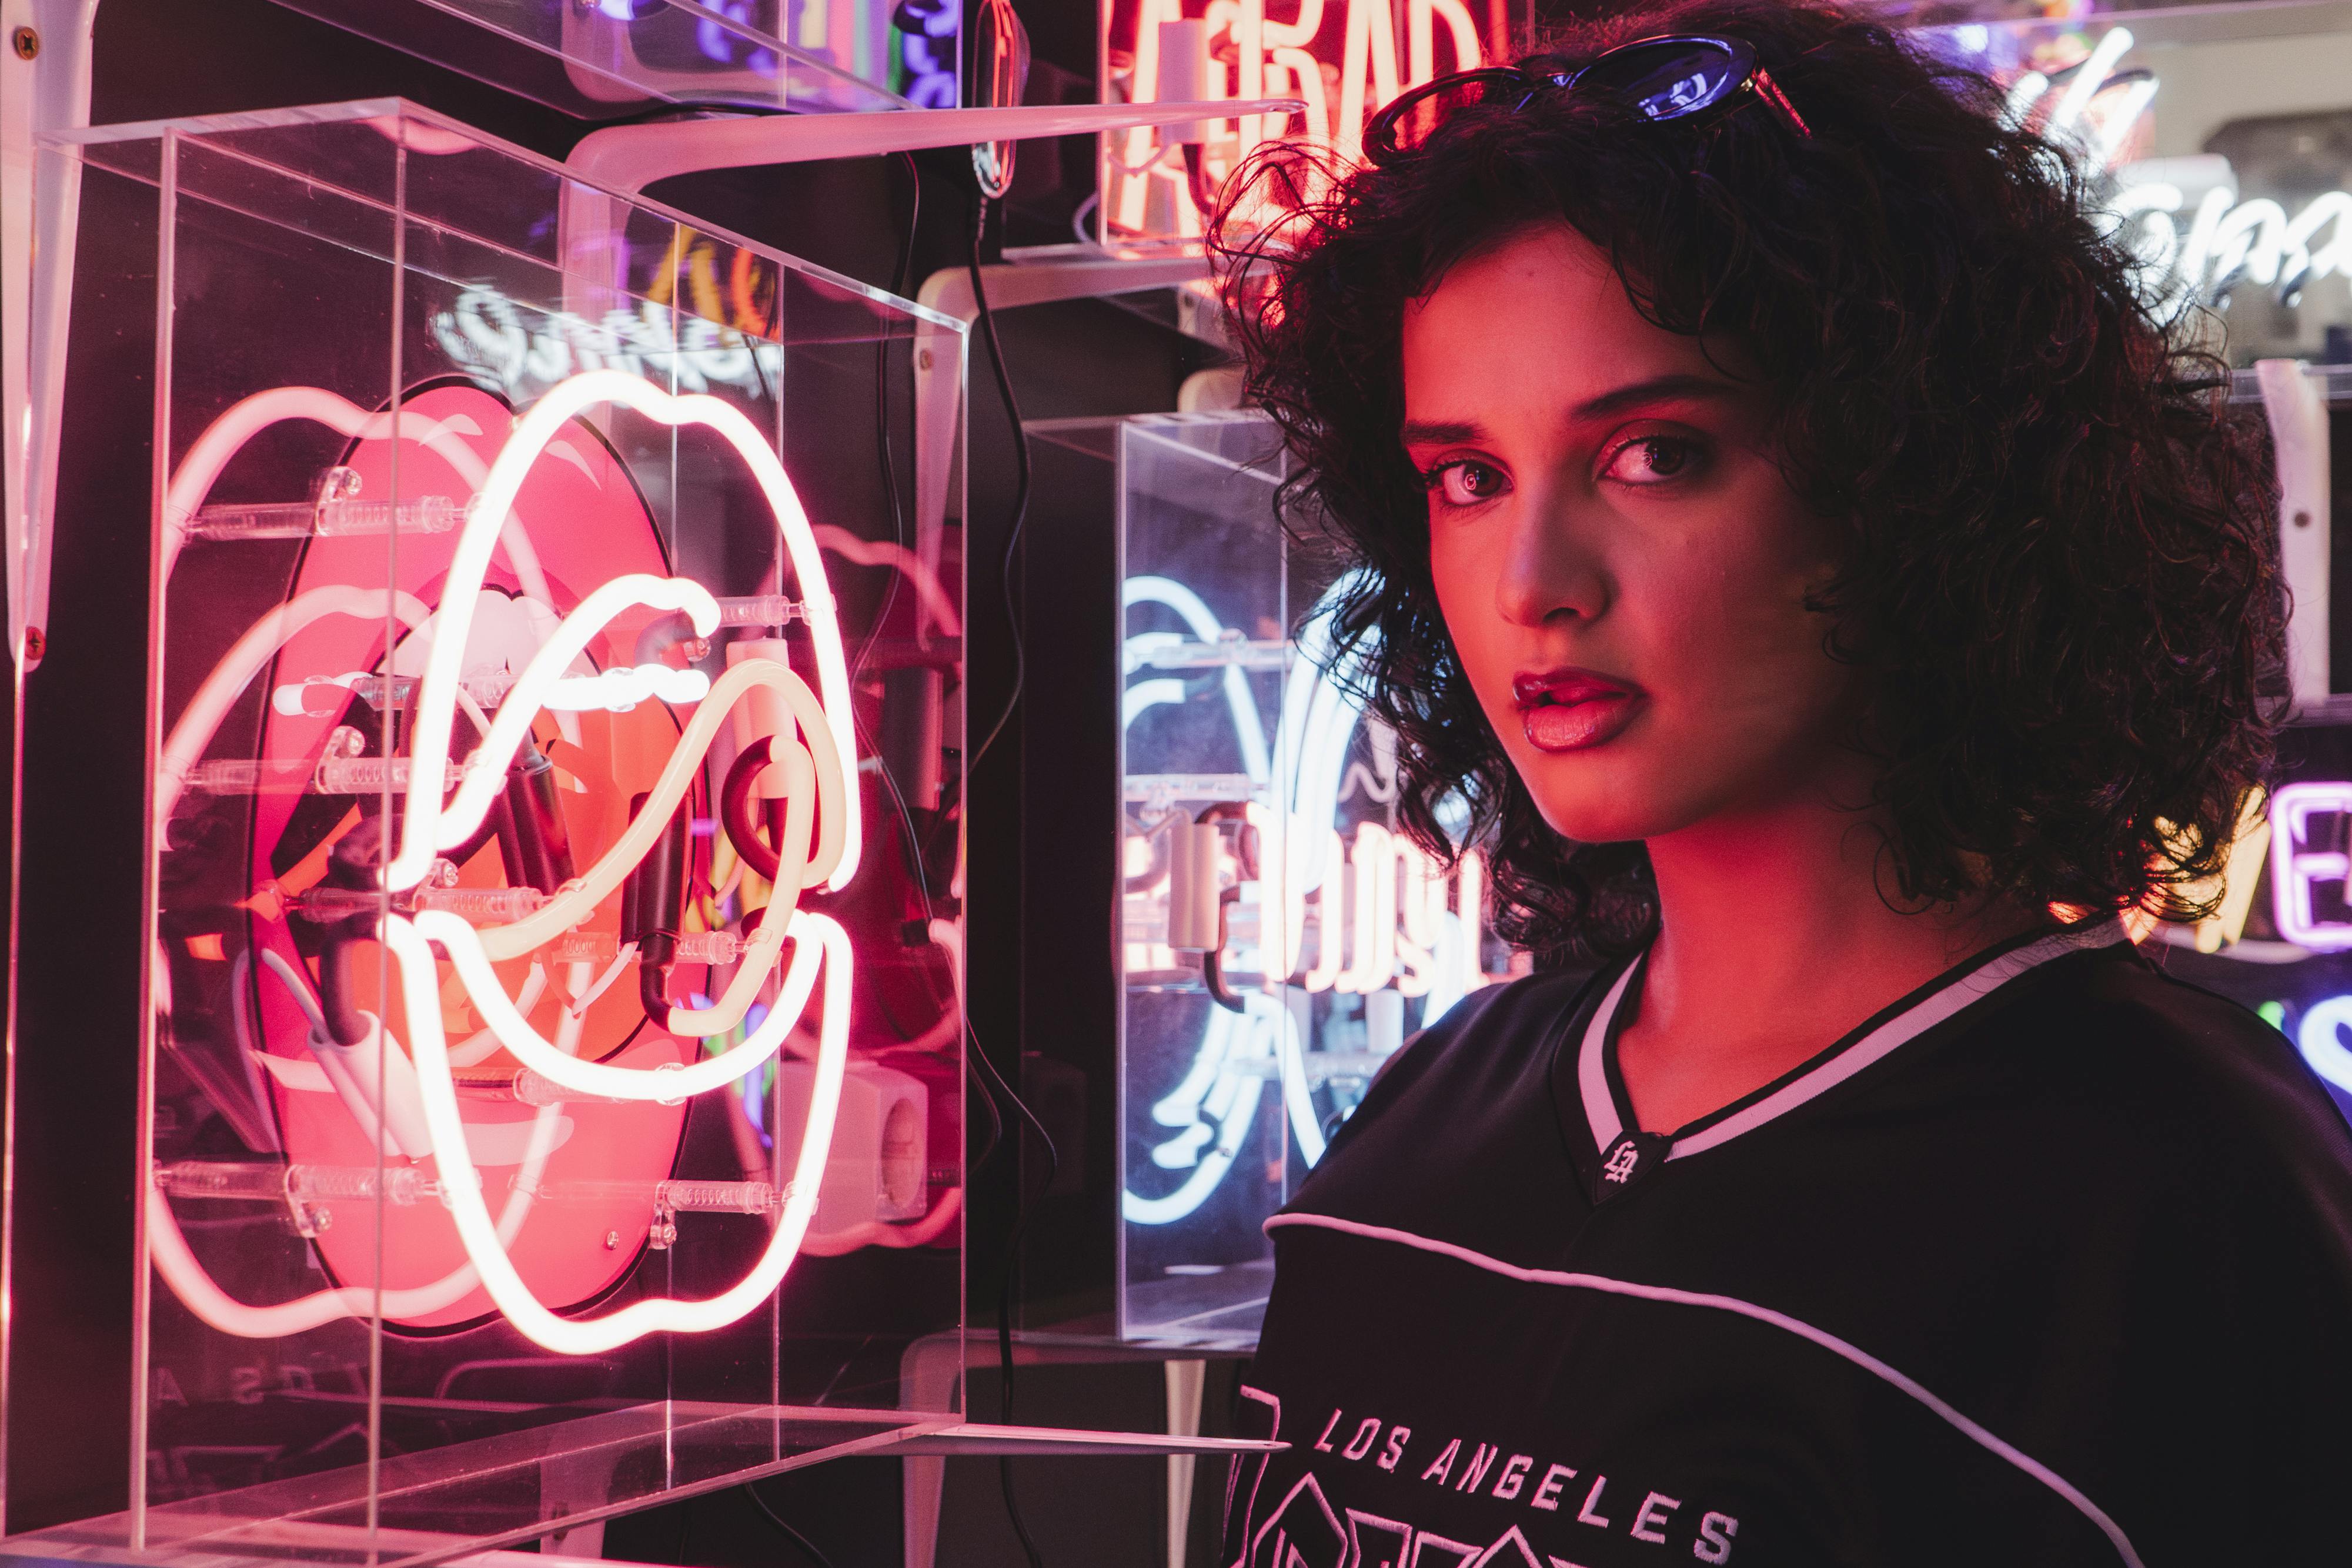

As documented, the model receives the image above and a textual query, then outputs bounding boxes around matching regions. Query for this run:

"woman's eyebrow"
[1401,375,1741,447]
[1571,373,1740,421]
[1399,417,1484,445]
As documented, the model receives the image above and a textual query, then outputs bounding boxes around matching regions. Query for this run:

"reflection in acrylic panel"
[1116,414,1508,1342]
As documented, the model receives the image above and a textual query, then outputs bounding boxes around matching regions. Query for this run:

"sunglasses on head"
[1363,34,1812,165]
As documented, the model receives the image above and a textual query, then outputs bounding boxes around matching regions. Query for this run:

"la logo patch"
[1593,1131,1667,1201]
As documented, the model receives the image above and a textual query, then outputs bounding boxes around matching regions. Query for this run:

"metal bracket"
[1,0,97,671]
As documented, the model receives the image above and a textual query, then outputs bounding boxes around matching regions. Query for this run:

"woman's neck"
[1613,793,2039,1135]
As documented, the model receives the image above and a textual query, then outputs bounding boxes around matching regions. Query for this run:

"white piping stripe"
[1578,918,2131,1162]
[1669,917,2128,1157]
[1578,962,1639,1152]
[1265,1211,2146,1568]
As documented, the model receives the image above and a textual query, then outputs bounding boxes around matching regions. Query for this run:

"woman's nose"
[1495,496,1609,630]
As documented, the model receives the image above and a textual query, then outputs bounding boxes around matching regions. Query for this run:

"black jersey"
[1220,920,2352,1568]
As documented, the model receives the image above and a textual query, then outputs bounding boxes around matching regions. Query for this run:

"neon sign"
[2270,783,2352,952]
[147,369,870,1356]
[894,0,959,108]
[1122,572,1499,1225]
[1099,0,1506,242]
[1956,20,2352,323]
[430,285,779,404]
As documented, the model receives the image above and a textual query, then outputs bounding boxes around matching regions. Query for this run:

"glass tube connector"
[185,495,463,542]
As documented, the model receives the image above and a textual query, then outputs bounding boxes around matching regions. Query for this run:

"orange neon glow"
[1101,0,1499,242]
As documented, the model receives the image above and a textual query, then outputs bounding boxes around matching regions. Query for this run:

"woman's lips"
[1511,669,1645,754]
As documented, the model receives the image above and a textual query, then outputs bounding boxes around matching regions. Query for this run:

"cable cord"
[964,189,1034,776]
[966,1016,1058,1568]
[743,1482,841,1568]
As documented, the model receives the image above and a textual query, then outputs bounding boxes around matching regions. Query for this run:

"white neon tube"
[420,908,824,1101]
[467,660,843,961]
[2047,26,2133,138]
[1149,999,1241,1131]
[2298,995,2352,1092]
[1301,830,1348,993]
[1124,677,1188,730]
[150,369,874,1350]
[386,370,860,893]
[449,963,546,1068]
[385,910,851,1354]
[432,573,721,851]
[1246,800,1300,983]
[1274,993,1327,1166]
[1124,574,1272,783]
[1124,1008,1264,1226]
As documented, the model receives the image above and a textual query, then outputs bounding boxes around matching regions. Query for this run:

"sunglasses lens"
[1576,38,1744,122]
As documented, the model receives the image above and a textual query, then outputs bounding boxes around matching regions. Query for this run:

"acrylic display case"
[262,0,936,119]
[1039,412,1501,1344]
[1916,0,2352,365]
[8,98,967,1560]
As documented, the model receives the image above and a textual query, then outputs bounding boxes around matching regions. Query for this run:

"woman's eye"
[1601,436,1702,486]
[1428,460,1508,507]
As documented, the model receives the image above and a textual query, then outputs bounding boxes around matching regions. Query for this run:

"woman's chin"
[1528,793,1672,848]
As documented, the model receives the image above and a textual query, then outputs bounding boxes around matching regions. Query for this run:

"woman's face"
[1404,222,1857,847]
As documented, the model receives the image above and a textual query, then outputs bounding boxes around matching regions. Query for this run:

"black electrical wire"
[965,1015,1058,1568]
[743,1482,841,1568]
[963,189,1034,776]
[967,1027,1006,1174]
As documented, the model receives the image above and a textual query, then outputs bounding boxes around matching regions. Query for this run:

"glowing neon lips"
[148,370,877,1356]
[390,369,860,895]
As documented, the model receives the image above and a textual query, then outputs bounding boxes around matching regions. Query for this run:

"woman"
[1213,2,2352,1563]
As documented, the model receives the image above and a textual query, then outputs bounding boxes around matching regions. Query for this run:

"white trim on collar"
[1578,917,2131,1161]
[1579,962,1642,1155]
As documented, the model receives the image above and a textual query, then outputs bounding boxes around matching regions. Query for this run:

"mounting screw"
[11,28,36,59]
[2296,509,2314,529]
[21,626,44,663]
[603,1230,620,1250]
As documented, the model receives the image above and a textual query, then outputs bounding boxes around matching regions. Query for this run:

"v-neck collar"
[1575,916,2131,1165]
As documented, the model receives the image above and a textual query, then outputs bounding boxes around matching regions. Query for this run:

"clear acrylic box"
[1074,412,1499,1343]
[262,0,926,118]
[12,97,966,1562]
[1913,1,2352,366]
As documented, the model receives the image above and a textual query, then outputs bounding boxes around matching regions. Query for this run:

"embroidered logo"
[1592,1131,1668,1201]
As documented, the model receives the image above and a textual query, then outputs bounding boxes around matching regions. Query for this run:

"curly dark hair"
[1217,0,2285,965]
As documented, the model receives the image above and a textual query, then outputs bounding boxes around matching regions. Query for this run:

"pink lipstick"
[1511,667,1645,753]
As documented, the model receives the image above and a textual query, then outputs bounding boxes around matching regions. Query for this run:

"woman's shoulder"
[1287,965,1608,1216]
[1364,964,1606,1101]
[2004,944,2352,1206]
